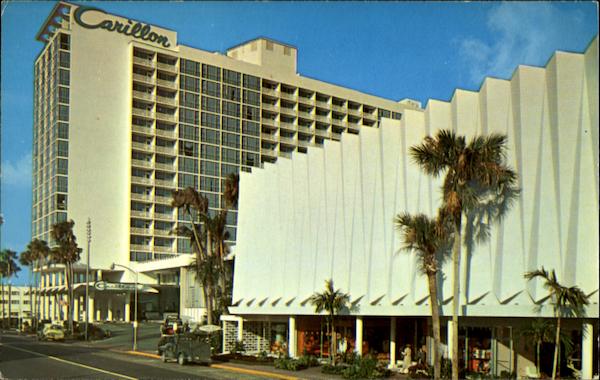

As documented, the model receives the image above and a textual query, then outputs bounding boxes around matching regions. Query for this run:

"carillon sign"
[74,6,171,48]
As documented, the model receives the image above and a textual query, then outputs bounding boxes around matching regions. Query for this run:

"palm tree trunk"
[8,282,13,328]
[331,315,337,365]
[451,218,461,380]
[1,278,4,328]
[206,229,214,325]
[428,271,442,380]
[552,316,561,380]
[536,340,541,374]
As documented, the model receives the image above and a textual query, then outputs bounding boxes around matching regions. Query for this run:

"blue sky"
[1,1,598,284]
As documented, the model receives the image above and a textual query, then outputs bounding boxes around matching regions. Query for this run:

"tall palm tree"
[19,250,35,326]
[223,173,239,209]
[395,212,450,380]
[520,318,555,374]
[411,130,519,380]
[0,249,21,328]
[50,220,82,333]
[23,239,50,327]
[524,267,589,380]
[309,279,350,364]
[208,210,231,316]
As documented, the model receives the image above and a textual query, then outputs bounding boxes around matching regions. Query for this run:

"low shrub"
[341,355,390,379]
[274,355,319,371]
[322,364,346,375]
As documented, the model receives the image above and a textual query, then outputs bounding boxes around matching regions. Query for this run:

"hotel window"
[179,157,198,173]
[243,74,260,91]
[59,34,70,50]
[179,108,198,124]
[57,158,68,175]
[201,144,220,160]
[200,161,219,176]
[180,92,199,109]
[57,140,68,157]
[57,122,68,139]
[242,136,259,151]
[392,112,402,120]
[378,109,391,119]
[180,76,200,92]
[178,173,197,188]
[200,128,219,145]
[202,64,220,81]
[242,121,260,137]
[221,164,239,177]
[202,96,220,113]
[57,176,68,192]
[202,80,220,98]
[242,152,259,167]
[223,69,241,86]
[59,51,70,68]
[200,176,219,192]
[179,141,198,157]
[242,105,260,121]
[223,85,240,102]
[180,59,200,76]
[58,87,69,104]
[222,101,240,117]
[177,239,191,253]
[202,193,219,208]
[58,69,69,85]
[243,90,260,106]
[222,133,240,149]
[179,124,198,140]
[201,112,220,129]
[222,117,240,133]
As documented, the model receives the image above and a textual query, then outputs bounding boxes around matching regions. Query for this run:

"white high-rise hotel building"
[32,2,418,322]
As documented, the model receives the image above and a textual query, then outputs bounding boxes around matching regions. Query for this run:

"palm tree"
[0,249,21,328]
[19,250,35,326]
[223,173,239,209]
[395,212,450,380]
[520,318,555,374]
[22,239,50,327]
[309,279,350,364]
[50,220,82,333]
[524,267,589,380]
[411,130,519,380]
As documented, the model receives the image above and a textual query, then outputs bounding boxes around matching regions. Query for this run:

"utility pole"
[85,218,91,341]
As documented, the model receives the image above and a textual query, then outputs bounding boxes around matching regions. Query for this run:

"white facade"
[1,286,33,322]
[232,38,599,318]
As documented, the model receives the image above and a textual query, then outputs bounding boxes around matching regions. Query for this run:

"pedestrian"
[402,344,412,373]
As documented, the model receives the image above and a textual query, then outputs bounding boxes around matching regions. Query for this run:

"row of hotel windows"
[179,99,260,123]
[179,60,261,92]
[179,79,261,106]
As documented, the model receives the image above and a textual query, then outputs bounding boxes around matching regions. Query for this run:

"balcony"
[131,227,152,235]
[131,159,153,169]
[156,111,177,122]
[348,108,361,116]
[262,118,277,127]
[155,162,175,171]
[331,132,342,141]
[260,148,277,158]
[131,176,153,185]
[154,229,172,237]
[297,125,312,134]
[314,129,329,137]
[279,122,296,131]
[132,142,153,153]
[331,104,347,113]
[132,125,153,135]
[154,245,174,253]
[316,100,329,108]
[262,88,279,97]
[278,151,292,159]
[133,57,155,68]
[132,108,155,119]
[131,192,153,202]
[298,96,315,106]
[279,107,297,116]
[155,196,172,204]
[155,212,175,221]
[133,91,155,101]
[155,145,176,155]
[155,179,176,188]
[156,62,177,73]
[315,115,331,124]
[297,140,310,148]
[279,136,296,146]
[133,74,154,85]
[348,123,360,133]
[332,119,347,128]
[262,103,279,112]
[156,96,177,106]
[157,79,178,90]
[130,244,152,252]
[280,92,297,101]
[261,133,278,143]
[297,111,313,120]
[131,210,152,219]
[156,128,176,139]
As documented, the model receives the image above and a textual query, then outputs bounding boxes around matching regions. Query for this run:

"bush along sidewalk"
[274,355,320,371]
[321,353,391,379]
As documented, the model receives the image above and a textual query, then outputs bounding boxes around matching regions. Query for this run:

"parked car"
[159,333,211,365]
[40,324,65,341]
[158,334,176,355]
[36,320,53,340]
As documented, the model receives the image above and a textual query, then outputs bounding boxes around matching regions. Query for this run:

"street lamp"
[110,262,138,351]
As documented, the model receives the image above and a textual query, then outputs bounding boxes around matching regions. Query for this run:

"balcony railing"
[279,107,297,116]
[315,115,331,124]
[157,79,178,89]
[131,176,153,185]
[332,119,347,127]
[278,151,293,159]
[132,108,155,119]
[331,104,347,112]
[280,92,297,101]
[155,162,175,171]
[155,179,176,188]
[131,227,152,235]
[331,132,342,141]
[155,196,172,204]
[297,125,312,134]
[261,133,278,142]
[279,122,296,131]
[156,111,177,122]
[133,74,154,84]
[133,91,155,101]
[132,142,153,152]
[131,210,152,219]
[131,159,153,169]
[133,57,155,68]
[130,244,152,252]
[154,229,172,237]
[262,103,279,112]
[156,96,177,106]
[314,129,329,137]
[297,111,313,120]
[262,88,279,97]
[348,108,361,116]
[156,62,177,73]
[155,145,176,155]
[155,212,175,221]
[316,100,330,108]
[154,245,174,253]
[131,192,153,201]
[132,125,153,135]
[155,128,176,139]
[298,96,315,105]
[279,136,296,145]
[260,148,277,158]
[262,118,277,127]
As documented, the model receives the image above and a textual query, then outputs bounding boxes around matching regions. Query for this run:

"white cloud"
[457,2,589,85]
[1,152,32,187]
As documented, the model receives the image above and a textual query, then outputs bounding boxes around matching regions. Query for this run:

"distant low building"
[1,285,33,324]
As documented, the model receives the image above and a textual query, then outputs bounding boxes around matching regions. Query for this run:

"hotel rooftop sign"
[74,6,171,48]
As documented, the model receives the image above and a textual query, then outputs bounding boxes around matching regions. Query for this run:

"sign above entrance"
[74,6,171,48]
[94,281,140,291]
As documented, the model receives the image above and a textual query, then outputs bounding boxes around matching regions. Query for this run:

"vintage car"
[159,333,211,365]
[40,324,65,341]
[160,315,183,336]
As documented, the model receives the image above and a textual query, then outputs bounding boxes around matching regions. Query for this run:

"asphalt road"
[0,333,265,380]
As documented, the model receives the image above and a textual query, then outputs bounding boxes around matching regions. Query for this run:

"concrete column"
[237,317,244,343]
[88,296,95,323]
[107,297,113,321]
[390,317,397,368]
[95,305,101,322]
[288,316,297,358]
[124,295,130,322]
[582,323,594,380]
[74,297,79,322]
[447,321,454,360]
[44,294,50,319]
[355,316,364,356]
[61,294,68,321]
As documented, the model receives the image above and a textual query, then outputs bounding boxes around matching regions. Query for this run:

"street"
[0,332,266,379]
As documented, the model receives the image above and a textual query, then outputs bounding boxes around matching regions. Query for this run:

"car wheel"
[161,352,167,363]
[178,353,186,366]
